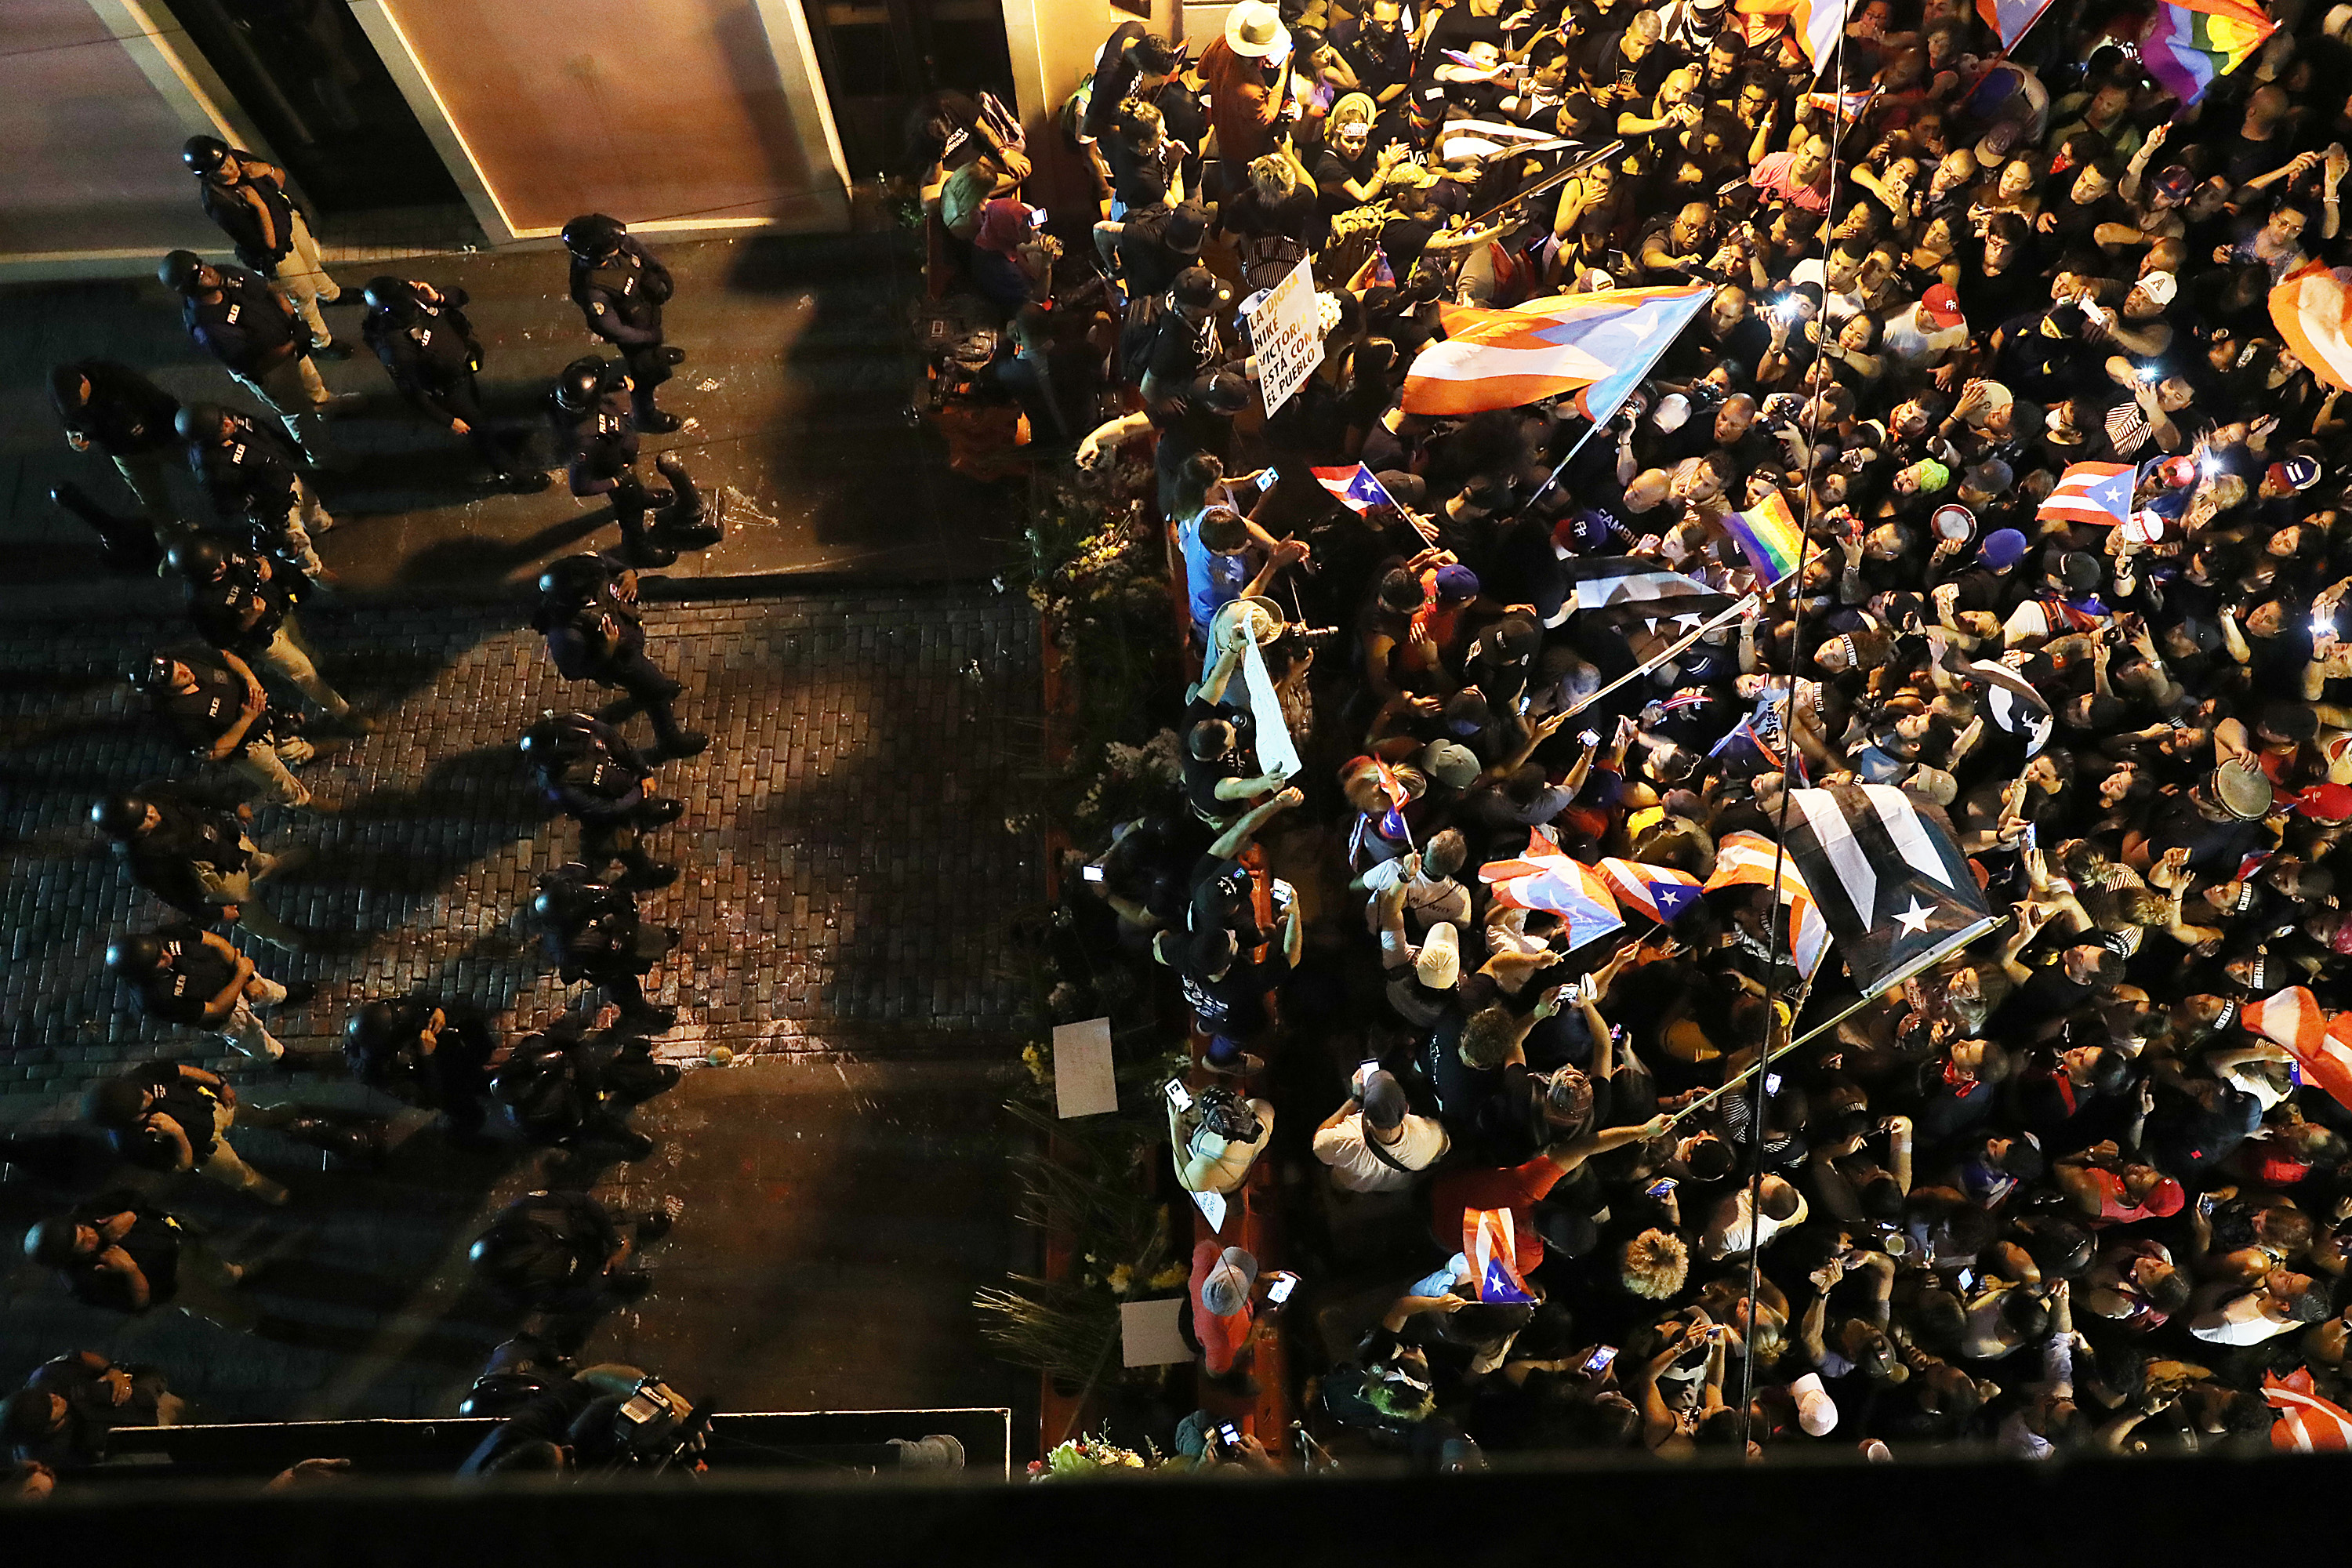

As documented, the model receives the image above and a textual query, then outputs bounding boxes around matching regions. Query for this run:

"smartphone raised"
[1265,1272,1298,1305]
[1081,862,1106,884]
[1583,1345,1619,1374]
[1646,1177,1679,1199]
[1217,1422,1243,1447]
[1764,1072,1784,1095]
[1164,1079,1193,1113]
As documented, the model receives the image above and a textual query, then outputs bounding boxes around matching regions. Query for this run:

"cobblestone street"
[0,583,1043,1422]
[0,585,1044,1086]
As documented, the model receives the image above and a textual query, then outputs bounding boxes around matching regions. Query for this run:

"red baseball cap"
[1922,285,1963,328]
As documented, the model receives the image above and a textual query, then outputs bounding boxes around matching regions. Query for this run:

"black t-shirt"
[138,928,239,1026]
[1180,953,1278,1036]
[118,1063,225,1168]
[1181,695,1254,818]
[160,653,263,755]
[65,1194,181,1309]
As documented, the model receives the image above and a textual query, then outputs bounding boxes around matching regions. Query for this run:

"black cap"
[1164,202,1208,253]
[561,213,626,260]
[158,249,205,292]
[1195,371,1252,414]
[1361,1069,1409,1131]
[2056,551,2102,592]
[180,135,228,176]
[1171,266,1233,312]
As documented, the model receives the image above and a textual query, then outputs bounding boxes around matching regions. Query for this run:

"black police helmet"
[173,401,228,442]
[361,275,414,315]
[24,1218,81,1267]
[90,793,150,839]
[469,1219,569,1288]
[128,654,177,693]
[167,533,229,581]
[529,889,565,924]
[105,934,164,973]
[344,1000,402,1054]
[181,135,229,176]
[535,554,607,603]
[561,213,626,260]
[551,356,609,415]
[158,249,205,292]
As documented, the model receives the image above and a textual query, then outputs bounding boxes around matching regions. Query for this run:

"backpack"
[1117,290,1168,388]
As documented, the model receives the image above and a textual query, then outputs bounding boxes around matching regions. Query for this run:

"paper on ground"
[1053,1017,1119,1118]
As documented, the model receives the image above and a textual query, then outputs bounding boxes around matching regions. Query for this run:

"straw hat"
[1225,1,1291,59]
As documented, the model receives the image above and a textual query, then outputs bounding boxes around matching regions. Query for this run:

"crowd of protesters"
[958,0,2352,1466]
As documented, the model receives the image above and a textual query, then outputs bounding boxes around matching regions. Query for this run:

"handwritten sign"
[1241,254,1325,417]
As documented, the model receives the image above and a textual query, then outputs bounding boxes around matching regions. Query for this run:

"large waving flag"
[1976,0,2054,51]
[1780,783,1998,996]
[1737,0,1856,80]
[1955,657,2054,758]
[2038,461,2136,527]
[1599,858,1705,924]
[1403,285,1714,418]
[2240,986,2352,1112]
[1566,555,1728,614]
[1480,829,1625,948]
[1723,490,1805,583]
[2141,0,2275,111]
[1706,830,1831,978]
[2272,260,2352,394]
[2266,1370,2352,1450]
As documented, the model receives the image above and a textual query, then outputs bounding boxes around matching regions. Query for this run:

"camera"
[609,1377,707,1466]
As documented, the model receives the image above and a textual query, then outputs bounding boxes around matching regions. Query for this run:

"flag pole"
[1557,578,1790,721]
[1664,916,2007,1133]
[1523,284,1719,511]
[1466,139,1627,233]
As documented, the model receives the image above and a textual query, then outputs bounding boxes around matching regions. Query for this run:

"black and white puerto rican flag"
[1566,556,1733,615]
[1955,655,2053,758]
[1781,782,1998,996]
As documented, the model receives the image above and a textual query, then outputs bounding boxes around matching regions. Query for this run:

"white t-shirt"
[1882,303,1969,365]
[1313,1111,1450,1192]
[1702,1186,1809,1260]
[2190,1290,2296,1346]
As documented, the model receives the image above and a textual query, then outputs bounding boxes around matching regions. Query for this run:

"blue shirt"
[1179,511,1251,634]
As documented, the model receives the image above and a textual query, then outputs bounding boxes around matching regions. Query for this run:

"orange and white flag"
[2240,985,2352,1112]
[2265,1369,2352,1450]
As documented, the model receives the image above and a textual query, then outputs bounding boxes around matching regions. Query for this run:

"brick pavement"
[0,584,1045,1105]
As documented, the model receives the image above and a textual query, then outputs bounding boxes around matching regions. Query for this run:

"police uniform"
[528,713,681,887]
[182,543,354,722]
[532,576,698,757]
[111,780,295,947]
[552,377,666,558]
[488,1018,677,1160]
[187,411,330,576]
[570,236,679,426]
[52,360,182,523]
[346,996,499,1137]
[196,151,343,343]
[148,645,314,807]
[136,924,290,1061]
[181,264,334,459]
[364,282,545,488]
[533,869,678,1025]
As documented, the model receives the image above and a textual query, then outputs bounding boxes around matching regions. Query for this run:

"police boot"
[635,408,683,434]
[618,858,680,891]
[651,455,723,548]
[618,999,679,1033]
[635,797,685,827]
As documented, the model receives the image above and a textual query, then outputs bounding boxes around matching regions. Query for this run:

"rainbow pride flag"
[2142,0,2275,111]
[1724,490,1804,583]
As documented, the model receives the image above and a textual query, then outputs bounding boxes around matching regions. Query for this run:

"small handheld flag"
[1465,1208,1538,1304]
[2037,461,2136,527]
[1723,490,1805,583]
[1599,858,1705,924]
[1309,464,1399,516]
[1479,829,1626,949]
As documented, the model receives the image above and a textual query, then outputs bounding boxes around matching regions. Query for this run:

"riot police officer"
[360,276,549,492]
[521,711,682,888]
[176,403,331,579]
[92,784,307,951]
[160,249,354,466]
[489,1013,680,1160]
[548,356,720,568]
[48,360,183,535]
[167,532,368,732]
[562,213,684,431]
[130,647,315,808]
[343,996,501,1142]
[180,135,348,351]
[528,554,706,758]
[465,1189,673,1319]
[532,864,681,1032]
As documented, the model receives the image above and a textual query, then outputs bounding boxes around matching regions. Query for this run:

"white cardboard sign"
[1242,254,1325,416]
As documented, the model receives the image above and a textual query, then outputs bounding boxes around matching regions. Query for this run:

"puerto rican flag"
[1704,830,1831,978]
[2038,461,2136,527]
[1976,0,2054,50]
[1479,829,1625,949]
[1599,857,1704,924]
[2266,1369,2352,1450]
[1309,464,1398,515]
[2240,986,2352,1112]
[1465,1207,1539,1304]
